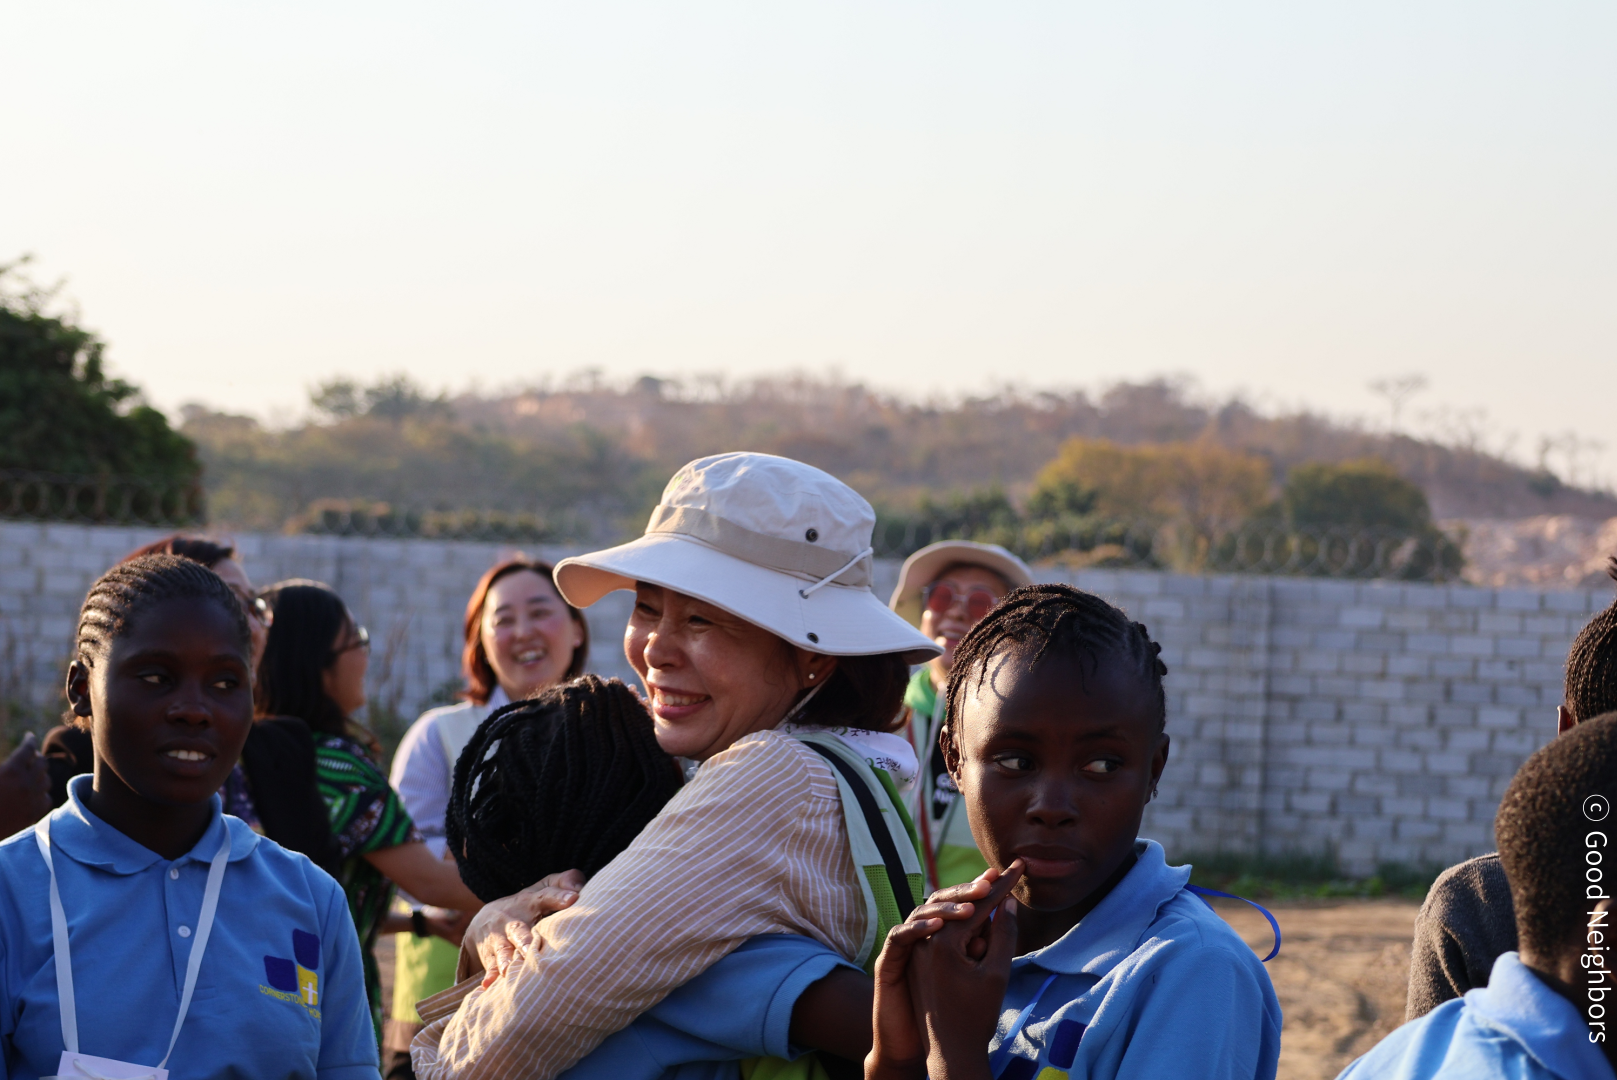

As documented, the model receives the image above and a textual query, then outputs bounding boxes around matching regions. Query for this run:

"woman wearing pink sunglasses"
[888,540,1034,890]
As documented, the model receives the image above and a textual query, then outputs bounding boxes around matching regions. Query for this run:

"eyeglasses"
[229,585,271,625]
[923,582,1000,622]
[334,625,370,656]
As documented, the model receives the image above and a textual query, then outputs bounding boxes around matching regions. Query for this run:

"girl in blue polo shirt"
[868,584,1282,1080]
[0,554,378,1080]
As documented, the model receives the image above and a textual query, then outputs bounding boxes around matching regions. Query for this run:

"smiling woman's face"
[625,584,834,761]
[480,569,582,701]
[74,596,255,809]
[946,649,1168,924]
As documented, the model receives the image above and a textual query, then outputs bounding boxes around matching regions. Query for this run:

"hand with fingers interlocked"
[867,861,1024,1080]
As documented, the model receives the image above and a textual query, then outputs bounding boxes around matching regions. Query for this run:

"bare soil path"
[379,899,1425,1080]
[1212,898,1421,1080]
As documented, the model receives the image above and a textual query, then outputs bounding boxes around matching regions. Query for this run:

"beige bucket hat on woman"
[888,540,1035,618]
[555,452,941,664]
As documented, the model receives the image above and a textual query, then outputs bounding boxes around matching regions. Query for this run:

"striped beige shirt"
[411,727,866,1079]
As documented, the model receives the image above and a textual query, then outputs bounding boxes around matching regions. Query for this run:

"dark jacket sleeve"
[1405,852,1517,1020]
[41,725,94,808]
[241,716,344,878]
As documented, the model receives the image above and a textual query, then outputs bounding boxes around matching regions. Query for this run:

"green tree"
[0,260,201,517]
[1280,459,1432,531]
[1265,459,1464,580]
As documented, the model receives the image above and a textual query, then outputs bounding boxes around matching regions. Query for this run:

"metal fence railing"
[0,472,1467,582]
[0,469,205,527]
[869,517,1467,582]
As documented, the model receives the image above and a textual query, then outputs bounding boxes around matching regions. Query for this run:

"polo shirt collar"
[1017,839,1189,977]
[1468,952,1617,1080]
[49,774,260,875]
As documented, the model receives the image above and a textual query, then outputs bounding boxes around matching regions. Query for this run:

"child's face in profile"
[947,648,1169,919]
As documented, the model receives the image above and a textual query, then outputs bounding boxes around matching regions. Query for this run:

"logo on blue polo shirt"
[1001,1018,1086,1080]
[261,929,321,1017]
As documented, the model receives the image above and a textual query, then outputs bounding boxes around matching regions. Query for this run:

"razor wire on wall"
[1,469,1465,581]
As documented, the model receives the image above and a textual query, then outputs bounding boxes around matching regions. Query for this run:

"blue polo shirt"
[0,776,378,1080]
[1338,952,1616,1080]
[988,840,1282,1080]
[559,933,854,1080]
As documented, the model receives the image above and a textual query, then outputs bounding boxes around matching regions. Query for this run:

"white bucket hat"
[555,452,941,664]
[888,540,1035,616]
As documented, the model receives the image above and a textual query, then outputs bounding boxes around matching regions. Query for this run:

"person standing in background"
[384,558,588,1076]
[888,540,1033,891]
[256,580,484,1055]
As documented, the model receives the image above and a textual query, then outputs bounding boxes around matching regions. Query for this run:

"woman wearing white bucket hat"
[889,540,1034,891]
[411,452,941,1080]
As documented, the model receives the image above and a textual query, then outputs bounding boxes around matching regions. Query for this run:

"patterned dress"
[315,733,420,1046]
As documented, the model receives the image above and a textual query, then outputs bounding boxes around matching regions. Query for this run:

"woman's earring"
[1149,784,1159,801]
[807,672,816,681]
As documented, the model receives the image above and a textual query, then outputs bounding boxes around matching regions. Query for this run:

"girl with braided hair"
[869,583,1282,1080]
[0,555,378,1077]
[446,674,910,1080]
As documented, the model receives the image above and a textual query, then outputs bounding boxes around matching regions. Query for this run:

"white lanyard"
[34,819,231,1076]
[907,692,947,835]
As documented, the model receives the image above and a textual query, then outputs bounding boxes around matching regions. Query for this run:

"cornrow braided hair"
[942,583,1169,756]
[1565,556,1617,725]
[76,553,251,664]
[447,674,684,903]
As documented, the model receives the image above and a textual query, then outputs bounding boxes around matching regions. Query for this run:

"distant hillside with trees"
[180,372,1614,568]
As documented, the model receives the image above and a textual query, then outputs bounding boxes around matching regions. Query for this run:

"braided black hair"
[1565,557,1617,725]
[1496,711,1617,955]
[76,553,251,664]
[447,675,684,903]
[942,583,1169,754]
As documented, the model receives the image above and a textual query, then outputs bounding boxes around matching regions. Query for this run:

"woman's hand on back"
[467,869,587,987]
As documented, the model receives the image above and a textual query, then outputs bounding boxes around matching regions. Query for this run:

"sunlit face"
[321,618,370,716]
[625,584,835,761]
[68,596,255,809]
[480,570,583,700]
[945,649,1168,916]
[921,564,1009,677]
[211,557,270,671]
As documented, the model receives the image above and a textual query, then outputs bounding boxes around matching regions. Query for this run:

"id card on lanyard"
[33,819,230,1080]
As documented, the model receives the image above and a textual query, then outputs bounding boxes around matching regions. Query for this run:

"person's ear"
[1147,733,1171,802]
[939,720,962,781]
[1559,704,1577,735]
[65,659,94,721]
[796,650,837,689]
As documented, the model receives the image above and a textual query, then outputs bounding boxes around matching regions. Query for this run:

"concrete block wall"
[1060,570,1613,874]
[3,521,1611,874]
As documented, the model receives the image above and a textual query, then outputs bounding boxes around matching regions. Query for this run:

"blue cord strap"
[1185,885,1282,962]
[986,972,1059,1079]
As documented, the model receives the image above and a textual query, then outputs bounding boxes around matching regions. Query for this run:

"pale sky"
[4,2,1614,486]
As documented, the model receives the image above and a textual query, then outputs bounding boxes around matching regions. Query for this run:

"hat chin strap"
[798,547,874,600]
[778,681,826,726]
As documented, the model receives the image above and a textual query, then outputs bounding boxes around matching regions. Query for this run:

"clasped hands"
[868,861,1025,1080]
[465,868,587,988]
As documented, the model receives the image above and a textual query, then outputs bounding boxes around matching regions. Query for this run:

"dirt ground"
[1212,898,1421,1080]
[379,898,1423,1080]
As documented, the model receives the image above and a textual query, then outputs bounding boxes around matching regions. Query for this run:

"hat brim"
[557,533,941,664]
[889,541,1037,613]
